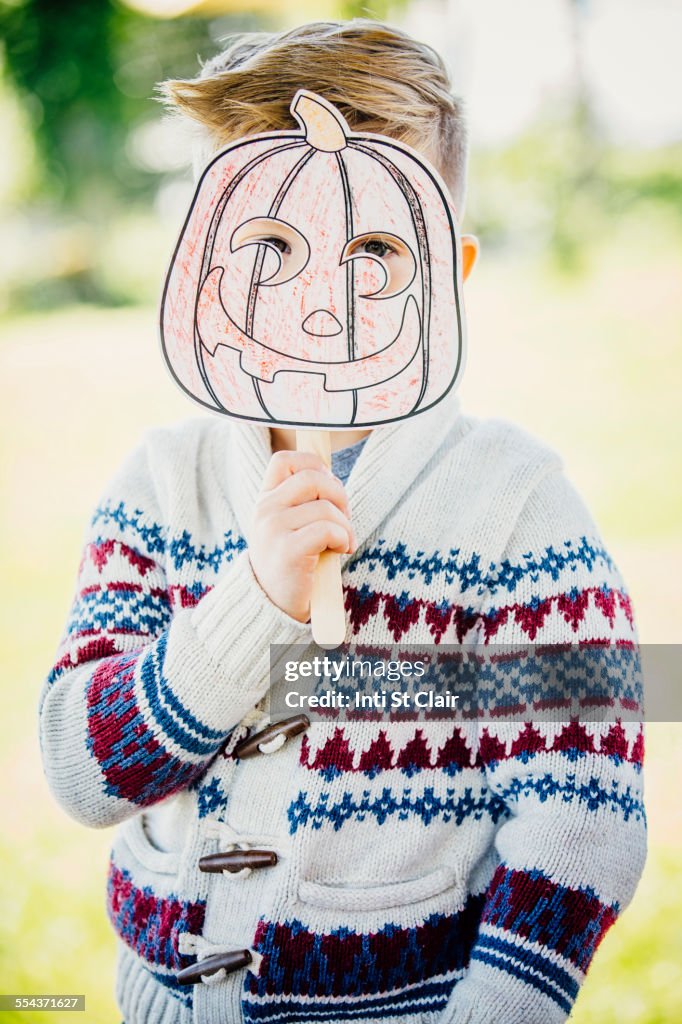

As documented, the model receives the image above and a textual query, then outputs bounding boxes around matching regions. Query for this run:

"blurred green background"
[1,0,680,1021]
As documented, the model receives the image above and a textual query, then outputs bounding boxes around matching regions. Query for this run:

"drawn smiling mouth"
[195,266,421,391]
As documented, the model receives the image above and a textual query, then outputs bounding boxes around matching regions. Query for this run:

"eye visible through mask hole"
[230,217,311,286]
[231,218,416,300]
[341,232,416,298]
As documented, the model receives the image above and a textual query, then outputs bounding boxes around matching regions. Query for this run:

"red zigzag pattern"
[300,723,644,776]
[80,539,158,578]
[344,586,634,642]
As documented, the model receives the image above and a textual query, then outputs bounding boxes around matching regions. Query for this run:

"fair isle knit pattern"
[38,397,646,1024]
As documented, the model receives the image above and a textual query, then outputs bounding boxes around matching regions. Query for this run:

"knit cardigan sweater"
[38,395,646,1024]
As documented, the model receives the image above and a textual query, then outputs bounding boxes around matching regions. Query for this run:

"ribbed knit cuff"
[439,967,569,1024]
[191,548,311,692]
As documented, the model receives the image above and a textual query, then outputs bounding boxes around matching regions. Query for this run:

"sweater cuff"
[191,548,311,687]
[439,959,571,1024]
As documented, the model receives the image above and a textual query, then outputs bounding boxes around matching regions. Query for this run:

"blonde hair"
[159,19,468,210]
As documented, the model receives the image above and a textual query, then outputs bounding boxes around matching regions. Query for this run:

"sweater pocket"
[245,864,480,1024]
[298,864,459,912]
[108,813,202,1003]
[120,812,183,876]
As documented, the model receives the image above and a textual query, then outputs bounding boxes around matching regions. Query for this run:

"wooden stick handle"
[296,430,347,649]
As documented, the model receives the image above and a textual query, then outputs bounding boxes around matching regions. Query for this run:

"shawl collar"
[223,395,464,566]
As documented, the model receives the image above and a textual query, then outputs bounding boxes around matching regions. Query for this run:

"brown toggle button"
[177,949,252,986]
[230,713,310,759]
[199,849,278,873]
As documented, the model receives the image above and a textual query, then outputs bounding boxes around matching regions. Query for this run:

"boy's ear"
[460,234,479,281]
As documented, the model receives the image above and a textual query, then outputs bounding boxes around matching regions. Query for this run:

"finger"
[292,521,354,557]
[269,469,350,516]
[262,450,331,491]
[282,500,357,546]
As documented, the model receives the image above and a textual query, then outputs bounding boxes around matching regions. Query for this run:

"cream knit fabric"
[38,394,646,1024]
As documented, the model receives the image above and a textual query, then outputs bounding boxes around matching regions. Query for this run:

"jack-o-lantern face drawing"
[161,90,466,428]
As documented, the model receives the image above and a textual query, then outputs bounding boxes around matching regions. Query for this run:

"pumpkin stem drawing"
[291,90,349,152]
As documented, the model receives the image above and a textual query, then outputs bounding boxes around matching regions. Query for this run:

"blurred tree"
[0,0,268,307]
[550,0,601,272]
[0,0,222,207]
[466,0,682,274]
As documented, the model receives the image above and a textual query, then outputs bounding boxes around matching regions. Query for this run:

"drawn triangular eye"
[231,217,310,286]
[341,232,416,299]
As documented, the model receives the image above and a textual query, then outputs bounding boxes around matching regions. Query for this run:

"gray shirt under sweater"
[330,435,369,485]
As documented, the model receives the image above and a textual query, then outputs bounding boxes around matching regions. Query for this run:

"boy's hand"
[248,451,357,623]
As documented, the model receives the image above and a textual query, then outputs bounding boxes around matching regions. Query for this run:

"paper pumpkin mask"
[161,90,466,428]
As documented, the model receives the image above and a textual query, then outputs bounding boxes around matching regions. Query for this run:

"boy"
[38,19,646,1024]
